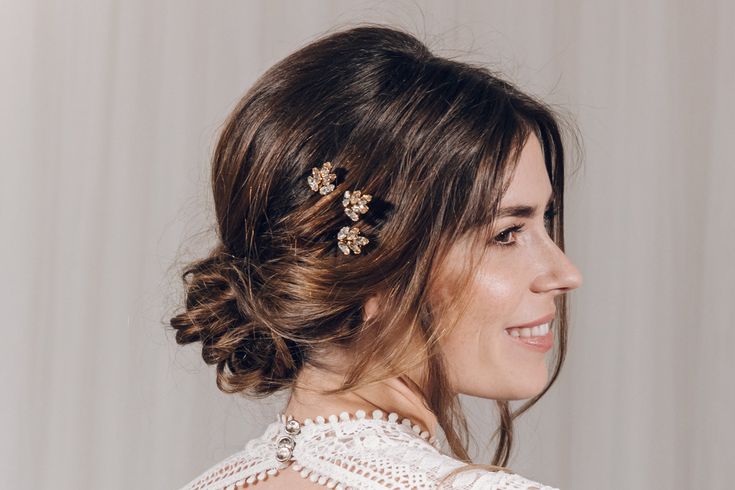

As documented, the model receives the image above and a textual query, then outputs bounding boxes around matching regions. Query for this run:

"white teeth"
[506,322,550,338]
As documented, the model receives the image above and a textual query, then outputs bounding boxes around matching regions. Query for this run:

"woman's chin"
[510,373,549,400]
[459,375,549,400]
[493,371,550,400]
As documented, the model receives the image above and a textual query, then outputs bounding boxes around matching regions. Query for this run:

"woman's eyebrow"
[497,191,555,219]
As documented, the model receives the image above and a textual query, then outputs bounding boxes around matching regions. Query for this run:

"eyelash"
[492,206,557,247]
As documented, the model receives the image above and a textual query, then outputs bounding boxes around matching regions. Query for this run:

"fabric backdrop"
[2,1,732,489]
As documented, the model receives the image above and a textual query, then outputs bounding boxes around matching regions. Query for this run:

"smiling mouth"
[504,322,554,352]
[504,322,551,338]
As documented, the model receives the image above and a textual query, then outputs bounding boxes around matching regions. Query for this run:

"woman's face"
[432,133,583,400]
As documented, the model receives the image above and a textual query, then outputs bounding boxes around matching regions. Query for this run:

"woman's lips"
[506,311,555,329]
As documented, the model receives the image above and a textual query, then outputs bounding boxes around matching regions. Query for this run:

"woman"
[171,23,583,490]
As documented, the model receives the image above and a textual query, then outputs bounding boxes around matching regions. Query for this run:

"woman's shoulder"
[399,449,559,490]
[436,462,560,490]
[178,421,282,489]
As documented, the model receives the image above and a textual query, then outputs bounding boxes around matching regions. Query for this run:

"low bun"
[169,247,306,397]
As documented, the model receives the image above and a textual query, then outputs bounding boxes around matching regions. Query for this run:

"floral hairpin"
[337,225,369,256]
[342,190,372,221]
[307,161,373,256]
[307,161,337,195]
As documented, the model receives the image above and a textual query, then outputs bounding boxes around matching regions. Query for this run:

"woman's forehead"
[499,134,552,207]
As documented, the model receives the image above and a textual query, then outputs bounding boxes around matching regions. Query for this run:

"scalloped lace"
[180,409,559,490]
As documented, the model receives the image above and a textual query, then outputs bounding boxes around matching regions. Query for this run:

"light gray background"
[2,1,733,489]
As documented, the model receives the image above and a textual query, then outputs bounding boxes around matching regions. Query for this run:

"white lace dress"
[180,409,559,490]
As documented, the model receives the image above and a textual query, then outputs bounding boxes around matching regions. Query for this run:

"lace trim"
[289,462,347,488]
[279,409,441,449]
[181,409,559,490]
[272,409,440,490]
[281,409,437,489]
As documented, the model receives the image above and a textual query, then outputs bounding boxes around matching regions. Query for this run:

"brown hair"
[169,23,578,484]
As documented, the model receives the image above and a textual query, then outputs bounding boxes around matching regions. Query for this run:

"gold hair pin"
[307,161,372,255]
[307,161,337,195]
[337,226,369,255]
[342,190,372,221]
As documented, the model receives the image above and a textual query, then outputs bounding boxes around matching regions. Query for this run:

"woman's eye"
[493,224,524,247]
[492,205,557,247]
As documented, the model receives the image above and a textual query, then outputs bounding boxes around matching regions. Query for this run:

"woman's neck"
[282,364,439,440]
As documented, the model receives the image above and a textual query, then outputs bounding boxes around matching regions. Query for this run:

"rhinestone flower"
[337,226,369,255]
[342,189,372,221]
[307,161,337,195]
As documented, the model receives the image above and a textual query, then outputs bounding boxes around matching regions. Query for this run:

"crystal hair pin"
[307,161,337,195]
[307,161,372,256]
[336,225,369,255]
[342,190,372,221]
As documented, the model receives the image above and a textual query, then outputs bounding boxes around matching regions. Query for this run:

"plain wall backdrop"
[1,1,733,489]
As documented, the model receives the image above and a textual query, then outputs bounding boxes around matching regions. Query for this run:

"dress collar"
[271,408,441,464]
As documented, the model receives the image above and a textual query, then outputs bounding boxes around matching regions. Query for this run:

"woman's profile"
[171,23,583,490]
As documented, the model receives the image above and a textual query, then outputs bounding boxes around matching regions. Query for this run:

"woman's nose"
[533,238,583,293]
